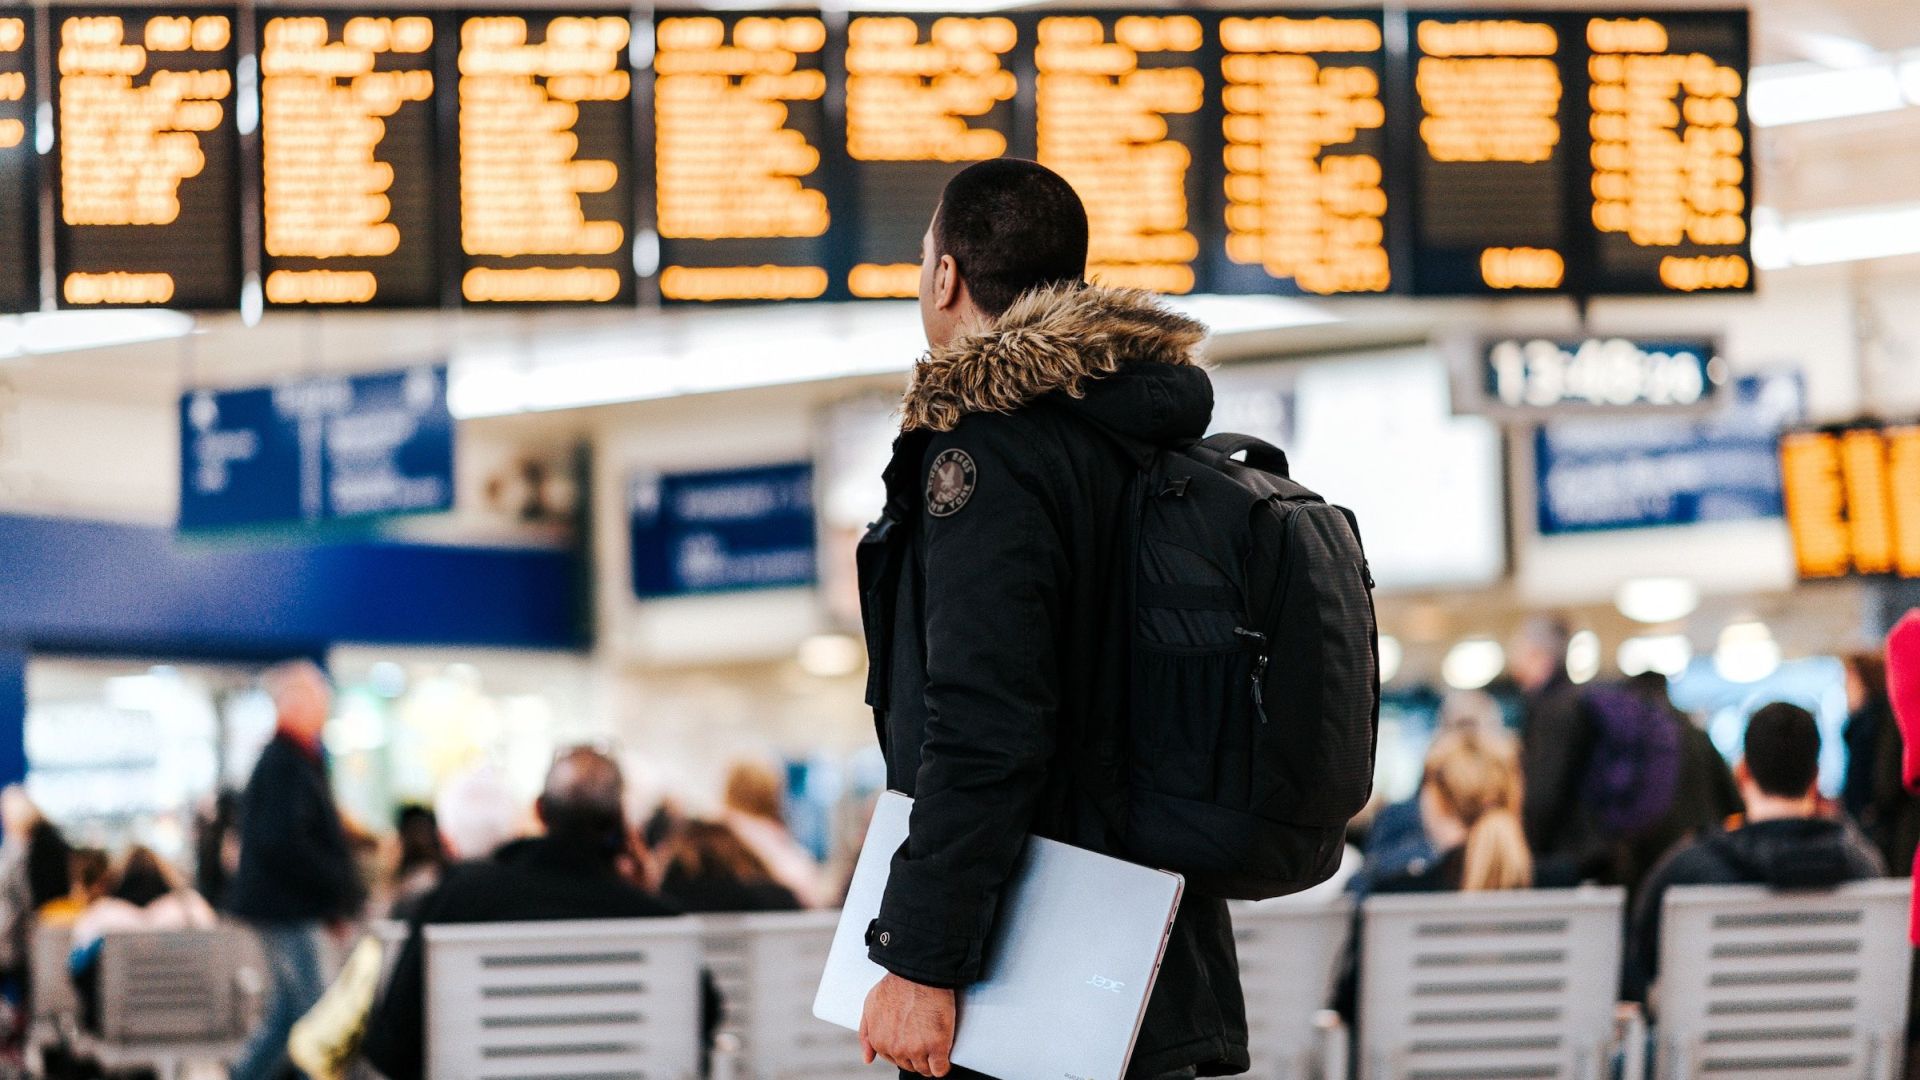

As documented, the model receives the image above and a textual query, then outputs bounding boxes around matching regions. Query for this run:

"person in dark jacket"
[1601,672,1743,895]
[1625,702,1884,1005]
[362,747,715,1080]
[226,661,367,1080]
[1841,650,1920,874]
[1511,615,1596,876]
[856,159,1246,1079]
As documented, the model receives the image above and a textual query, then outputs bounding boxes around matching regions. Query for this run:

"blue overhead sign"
[180,365,454,530]
[629,463,816,599]
[1535,372,1804,535]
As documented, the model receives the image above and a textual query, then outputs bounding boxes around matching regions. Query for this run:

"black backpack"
[1117,432,1380,899]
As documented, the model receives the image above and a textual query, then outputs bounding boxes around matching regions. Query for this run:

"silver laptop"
[815,792,1184,1080]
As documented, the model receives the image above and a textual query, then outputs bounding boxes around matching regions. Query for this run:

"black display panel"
[0,9,36,313]
[53,8,241,309]
[1404,12,1580,294]
[257,12,442,307]
[1024,12,1208,295]
[653,12,832,303]
[1580,11,1752,295]
[454,12,634,305]
[1204,12,1394,296]
[840,13,1019,299]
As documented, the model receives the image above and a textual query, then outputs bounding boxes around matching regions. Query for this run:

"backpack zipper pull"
[1235,628,1271,725]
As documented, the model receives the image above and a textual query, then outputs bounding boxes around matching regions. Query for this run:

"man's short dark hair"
[934,159,1088,318]
[1744,702,1821,798]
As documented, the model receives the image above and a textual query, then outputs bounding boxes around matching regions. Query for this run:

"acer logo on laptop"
[1085,975,1125,993]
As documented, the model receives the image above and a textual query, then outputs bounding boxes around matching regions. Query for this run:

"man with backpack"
[856,159,1378,1078]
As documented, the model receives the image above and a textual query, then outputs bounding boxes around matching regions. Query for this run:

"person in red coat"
[1884,610,1920,943]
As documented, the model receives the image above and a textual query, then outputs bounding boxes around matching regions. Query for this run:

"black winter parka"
[857,284,1250,1077]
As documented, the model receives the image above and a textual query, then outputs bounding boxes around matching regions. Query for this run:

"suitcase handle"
[1195,433,1290,477]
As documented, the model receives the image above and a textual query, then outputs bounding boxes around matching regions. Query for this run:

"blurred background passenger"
[68,846,216,1032]
[722,760,827,907]
[362,747,713,1080]
[38,848,110,926]
[192,790,240,912]
[226,662,367,1080]
[435,763,524,862]
[1511,616,1595,872]
[1602,673,1743,895]
[1353,690,1504,896]
[1625,702,1882,1006]
[0,789,69,994]
[1376,728,1536,895]
[659,819,803,913]
[1337,728,1539,1018]
[1841,650,1920,875]
[389,805,449,914]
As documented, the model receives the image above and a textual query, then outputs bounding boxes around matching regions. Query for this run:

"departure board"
[258,13,441,307]
[456,13,634,305]
[2,5,1755,312]
[1583,12,1751,294]
[1031,13,1207,294]
[654,13,832,303]
[1781,425,1920,580]
[53,8,241,309]
[1407,13,1576,293]
[842,14,1018,300]
[0,9,35,313]
[1209,13,1393,296]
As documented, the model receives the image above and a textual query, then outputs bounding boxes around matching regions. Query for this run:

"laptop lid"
[815,792,1184,1080]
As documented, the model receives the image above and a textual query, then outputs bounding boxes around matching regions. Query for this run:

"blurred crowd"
[1330,615,1908,1045]
[0,661,844,1080]
[0,620,1916,1077]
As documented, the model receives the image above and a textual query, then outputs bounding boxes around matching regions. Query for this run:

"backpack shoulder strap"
[1192,432,1290,477]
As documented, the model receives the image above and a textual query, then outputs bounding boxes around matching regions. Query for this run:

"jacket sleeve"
[868,420,1067,988]
[1886,612,1920,794]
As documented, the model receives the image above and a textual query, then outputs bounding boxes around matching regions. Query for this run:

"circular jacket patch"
[926,448,977,518]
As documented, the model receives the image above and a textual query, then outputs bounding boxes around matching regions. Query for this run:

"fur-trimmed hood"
[901,284,1212,437]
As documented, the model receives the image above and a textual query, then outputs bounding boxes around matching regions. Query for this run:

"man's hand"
[860,973,956,1077]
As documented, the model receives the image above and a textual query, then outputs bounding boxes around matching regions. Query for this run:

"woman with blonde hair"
[1336,729,1543,1018]
[1410,728,1535,892]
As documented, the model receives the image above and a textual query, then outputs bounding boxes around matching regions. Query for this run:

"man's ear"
[1733,759,1752,789]
[934,253,963,311]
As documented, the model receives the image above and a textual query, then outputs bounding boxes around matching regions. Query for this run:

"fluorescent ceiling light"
[1749,62,1907,127]
[1377,634,1403,685]
[1167,294,1336,337]
[797,633,864,679]
[1441,638,1504,691]
[0,310,196,358]
[1565,629,1601,686]
[450,295,1335,418]
[1713,620,1781,684]
[1764,203,1920,269]
[1615,577,1699,625]
[1618,634,1692,678]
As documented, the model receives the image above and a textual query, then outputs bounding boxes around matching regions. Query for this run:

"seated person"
[659,820,802,914]
[361,747,716,1080]
[1624,702,1885,1005]
[69,846,218,1030]
[1351,691,1508,896]
[38,847,110,926]
[1335,728,1539,1018]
